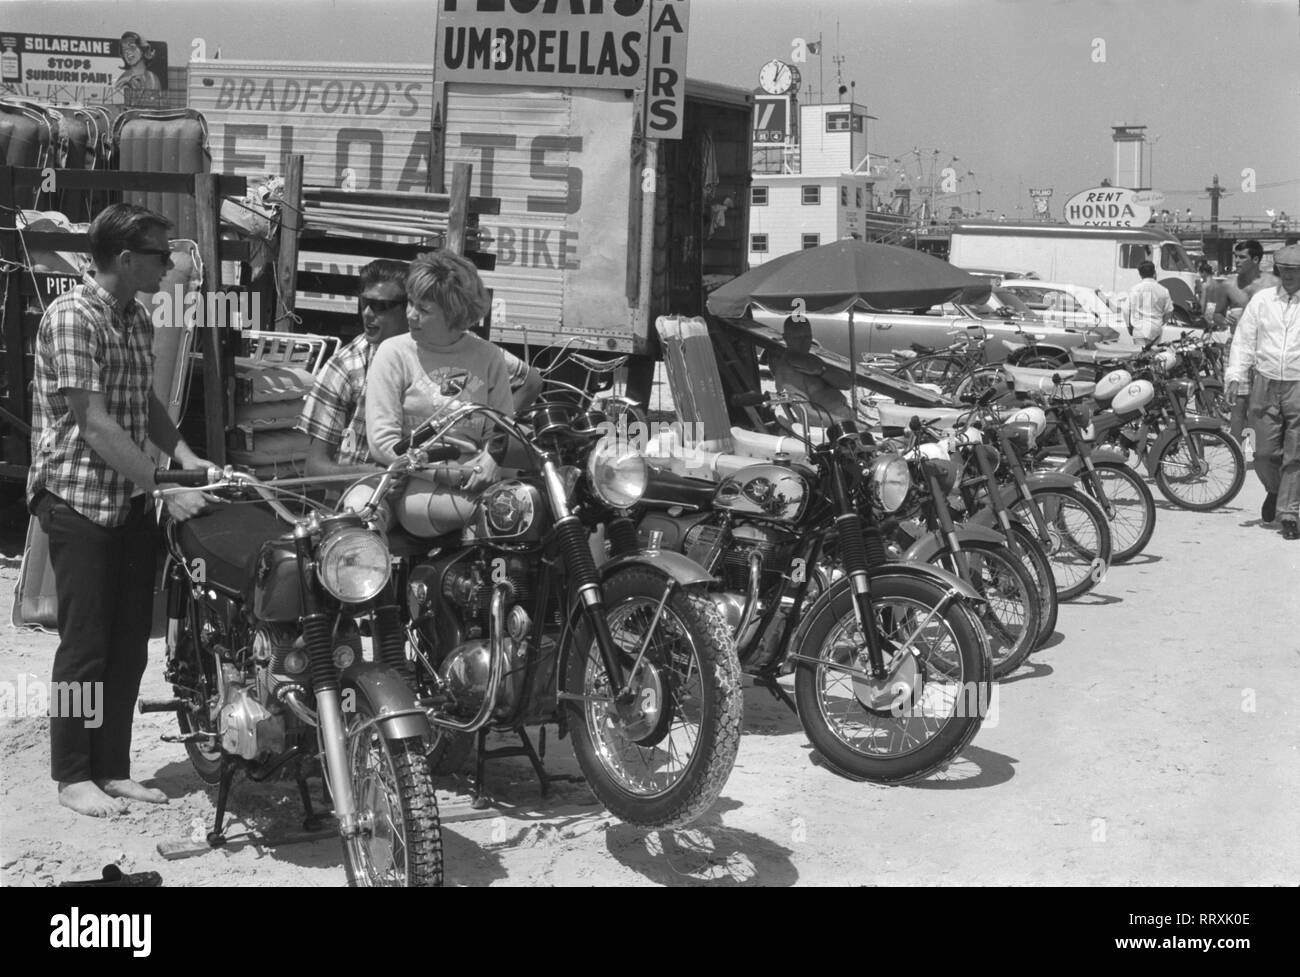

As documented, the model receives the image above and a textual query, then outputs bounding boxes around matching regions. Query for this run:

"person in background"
[1196,261,1228,330]
[366,251,513,487]
[299,260,411,479]
[1124,260,1171,348]
[28,203,210,818]
[1225,244,1300,537]
[764,315,855,424]
[300,259,542,479]
[1223,241,1280,442]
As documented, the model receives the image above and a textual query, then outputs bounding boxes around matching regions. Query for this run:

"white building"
[748,101,892,265]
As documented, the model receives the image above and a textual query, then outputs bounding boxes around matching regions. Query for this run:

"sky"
[5,0,1298,219]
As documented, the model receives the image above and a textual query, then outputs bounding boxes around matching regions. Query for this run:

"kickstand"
[471,728,493,810]
[470,725,583,809]
[756,675,798,715]
[295,764,325,832]
[207,756,238,848]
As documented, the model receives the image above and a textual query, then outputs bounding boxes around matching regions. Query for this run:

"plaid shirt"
[297,337,531,466]
[27,276,156,527]
[297,333,374,465]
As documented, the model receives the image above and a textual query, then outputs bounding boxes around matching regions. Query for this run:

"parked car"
[956,267,1041,285]
[999,280,1219,344]
[752,293,1113,368]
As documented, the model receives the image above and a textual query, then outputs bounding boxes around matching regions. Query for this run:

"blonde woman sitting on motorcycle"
[365,252,514,535]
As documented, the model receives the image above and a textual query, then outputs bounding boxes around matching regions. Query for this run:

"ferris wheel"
[884,148,982,222]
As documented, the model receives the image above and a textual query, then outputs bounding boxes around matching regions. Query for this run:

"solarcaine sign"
[1063,187,1152,228]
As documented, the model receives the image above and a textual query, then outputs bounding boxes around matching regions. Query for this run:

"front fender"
[599,548,716,588]
[870,562,984,603]
[1005,343,1071,365]
[1149,419,1225,464]
[1023,470,1080,491]
[340,662,431,741]
[1086,445,1130,467]
[967,506,1025,532]
[903,524,1008,563]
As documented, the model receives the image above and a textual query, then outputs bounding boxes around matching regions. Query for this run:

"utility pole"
[1206,174,1223,235]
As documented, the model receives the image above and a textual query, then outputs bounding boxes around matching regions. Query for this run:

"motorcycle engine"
[685,522,799,593]
[407,550,555,724]
[217,663,286,761]
[438,633,558,724]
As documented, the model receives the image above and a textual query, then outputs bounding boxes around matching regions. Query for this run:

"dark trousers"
[34,492,159,783]
[1249,374,1300,520]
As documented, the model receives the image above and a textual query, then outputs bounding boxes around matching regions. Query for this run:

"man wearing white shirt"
[1124,260,1172,347]
[1226,244,1300,537]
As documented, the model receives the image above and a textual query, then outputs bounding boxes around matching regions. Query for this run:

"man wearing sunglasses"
[1226,244,1300,537]
[27,203,212,818]
[300,260,412,478]
[300,260,543,478]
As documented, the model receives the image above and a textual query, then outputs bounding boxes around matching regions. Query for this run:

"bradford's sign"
[1063,187,1152,228]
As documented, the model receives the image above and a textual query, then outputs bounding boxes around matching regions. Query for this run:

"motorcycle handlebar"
[154,467,214,487]
[732,391,770,407]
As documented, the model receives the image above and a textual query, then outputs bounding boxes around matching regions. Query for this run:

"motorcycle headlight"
[316,528,391,604]
[587,439,648,509]
[869,453,911,512]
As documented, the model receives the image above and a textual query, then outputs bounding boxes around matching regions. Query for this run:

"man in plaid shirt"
[28,203,211,818]
[299,259,542,477]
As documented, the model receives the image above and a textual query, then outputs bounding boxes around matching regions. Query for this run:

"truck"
[189,52,753,392]
[947,221,1200,321]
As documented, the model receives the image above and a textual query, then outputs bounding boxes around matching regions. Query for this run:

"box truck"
[948,221,1200,319]
[189,59,753,373]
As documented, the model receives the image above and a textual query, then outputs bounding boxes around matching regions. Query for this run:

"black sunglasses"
[359,296,406,313]
[131,247,173,259]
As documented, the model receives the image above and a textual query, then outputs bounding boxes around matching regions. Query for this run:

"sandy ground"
[2,439,1298,887]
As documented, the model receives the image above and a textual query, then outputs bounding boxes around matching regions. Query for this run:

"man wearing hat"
[1226,243,1300,538]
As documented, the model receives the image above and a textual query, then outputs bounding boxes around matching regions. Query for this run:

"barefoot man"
[27,203,210,817]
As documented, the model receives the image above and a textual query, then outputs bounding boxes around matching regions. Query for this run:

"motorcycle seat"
[1072,345,1137,365]
[179,501,289,595]
[875,401,966,431]
[642,465,717,509]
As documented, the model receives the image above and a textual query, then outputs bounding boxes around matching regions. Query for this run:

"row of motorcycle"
[142,329,1242,886]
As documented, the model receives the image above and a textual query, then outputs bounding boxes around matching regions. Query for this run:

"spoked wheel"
[342,695,444,887]
[1011,487,1112,601]
[1192,386,1232,426]
[1086,461,1156,562]
[168,603,223,785]
[1020,354,1068,370]
[1154,430,1245,510]
[930,540,1041,678]
[792,575,991,784]
[896,354,968,394]
[953,365,1006,403]
[1007,522,1059,647]
[566,568,742,829]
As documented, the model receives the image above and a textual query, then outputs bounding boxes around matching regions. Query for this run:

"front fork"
[827,467,889,678]
[293,526,359,836]
[540,459,629,698]
[1000,437,1054,546]
[1060,417,1116,520]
